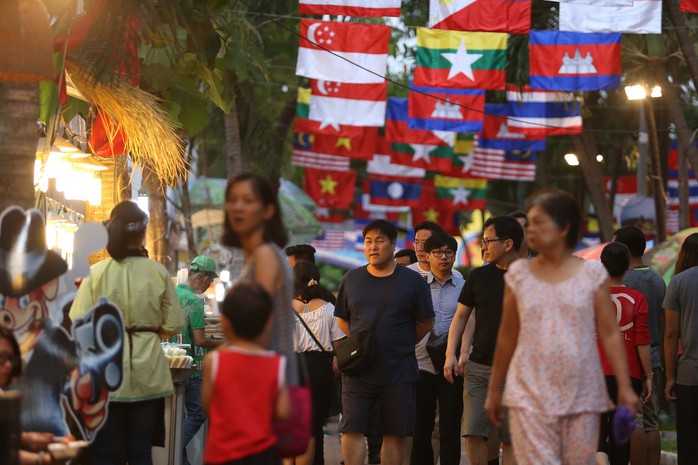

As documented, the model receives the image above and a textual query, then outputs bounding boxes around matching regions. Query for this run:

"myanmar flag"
[449,138,476,178]
[414,28,507,90]
[391,142,453,173]
[429,0,532,34]
[434,175,487,210]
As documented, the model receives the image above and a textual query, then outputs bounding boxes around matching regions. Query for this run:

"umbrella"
[645,227,698,284]
[191,208,224,228]
[573,242,610,261]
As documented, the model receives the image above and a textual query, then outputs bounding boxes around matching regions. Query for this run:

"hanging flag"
[309,80,388,127]
[297,87,378,137]
[449,138,477,178]
[368,176,423,207]
[478,103,547,152]
[559,0,662,34]
[386,98,455,146]
[303,168,356,209]
[311,229,347,250]
[667,140,698,208]
[391,142,454,173]
[429,0,532,34]
[529,31,621,91]
[414,28,507,90]
[681,0,698,13]
[299,0,401,17]
[471,138,539,181]
[407,84,485,132]
[293,130,376,160]
[434,175,487,210]
[297,87,311,119]
[367,154,427,178]
[296,20,390,84]
[292,133,351,171]
[414,181,460,235]
[546,0,632,5]
[506,86,583,137]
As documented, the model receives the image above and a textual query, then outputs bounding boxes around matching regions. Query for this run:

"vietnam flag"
[681,0,698,13]
[529,31,621,91]
[414,28,507,89]
[434,175,487,210]
[299,0,401,17]
[391,143,453,173]
[386,98,455,146]
[368,176,423,207]
[408,84,485,132]
[303,168,356,209]
[414,181,459,235]
[309,80,387,127]
[429,0,532,34]
[296,20,390,84]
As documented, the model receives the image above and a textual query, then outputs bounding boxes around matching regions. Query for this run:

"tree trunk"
[268,90,298,181]
[645,98,667,242]
[0,83,39,211]
[180,174,198,260]
[665,0,698,87]
[142,164,172,270]
[225,95,248,178]
[572,132,615,242]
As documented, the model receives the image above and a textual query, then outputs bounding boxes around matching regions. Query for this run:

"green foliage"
[317,263,348,293]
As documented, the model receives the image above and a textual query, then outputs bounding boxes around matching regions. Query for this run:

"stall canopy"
[645,227,698,284]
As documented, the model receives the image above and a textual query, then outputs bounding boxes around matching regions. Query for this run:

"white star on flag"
[458,155,473,174]
[442,39,482,81]
[318,119,341,132]
[450,186,472,205]
[410,144,437,164]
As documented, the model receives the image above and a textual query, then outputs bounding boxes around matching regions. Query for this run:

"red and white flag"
[299,0,401,17]
[470,138,538,181]
[296,20,390,84]
[309,80,388,127]
[547,0,632,5]
[559,0,662,34]
[681,0,698,13]
[291,150,350,172]
[311,229,347,250]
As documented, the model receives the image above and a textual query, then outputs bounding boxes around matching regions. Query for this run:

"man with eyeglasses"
[411,233,465,465]
[408,222,463,280]
[444,216,523,465]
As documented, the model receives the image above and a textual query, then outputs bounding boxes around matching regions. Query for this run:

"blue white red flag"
[478,104,546,152]
[529,31,621,91]
[386,98,455,146]
[506,87,582,138]
[407,84,485,132]
[368,176,422,206]
[667,140,698,208]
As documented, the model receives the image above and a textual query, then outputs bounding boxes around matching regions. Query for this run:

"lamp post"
[625,85,667,242]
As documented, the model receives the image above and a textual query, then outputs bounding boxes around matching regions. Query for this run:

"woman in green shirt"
[70,201,184,465]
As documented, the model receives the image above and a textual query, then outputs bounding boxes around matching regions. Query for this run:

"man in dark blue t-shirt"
[335,220,434,465]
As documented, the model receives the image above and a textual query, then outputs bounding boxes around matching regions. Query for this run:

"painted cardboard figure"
[0,207,124,441]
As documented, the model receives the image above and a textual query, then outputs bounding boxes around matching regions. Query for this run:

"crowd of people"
[3,174,698,465]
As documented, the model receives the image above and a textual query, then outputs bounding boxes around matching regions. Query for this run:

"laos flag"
[529,31,621,91]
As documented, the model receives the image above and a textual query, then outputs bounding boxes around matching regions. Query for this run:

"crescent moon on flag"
[307,23,320,45]
[317,80,328,95]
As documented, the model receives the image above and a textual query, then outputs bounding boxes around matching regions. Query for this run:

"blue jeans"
[183,378,206,465]
[90,398,162,465]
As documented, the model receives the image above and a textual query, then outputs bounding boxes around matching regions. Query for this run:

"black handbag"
[335,266,400,376]
[425,331,449,375]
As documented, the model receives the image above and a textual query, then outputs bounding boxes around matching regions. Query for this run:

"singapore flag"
[296,19,391,84]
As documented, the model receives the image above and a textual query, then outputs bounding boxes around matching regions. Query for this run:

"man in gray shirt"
[613,226,666,465]
[663,233,698,465]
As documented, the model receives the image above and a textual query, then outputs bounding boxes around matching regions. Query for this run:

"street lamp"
[565,153,580,166]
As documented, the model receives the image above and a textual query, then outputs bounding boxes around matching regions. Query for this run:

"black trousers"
[676,384,698,465]
[598,376,642,465]
[410,371,463,465]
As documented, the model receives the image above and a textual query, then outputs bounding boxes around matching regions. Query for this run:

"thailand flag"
[506,87,583,138]
[667,140,698,208]
[529,31,622,91]
[478,104,546,152]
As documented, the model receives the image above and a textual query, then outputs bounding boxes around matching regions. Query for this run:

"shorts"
[339,375,416,437]
[462,360,511,443]
[642,368,660,432]
[509,408,600,465]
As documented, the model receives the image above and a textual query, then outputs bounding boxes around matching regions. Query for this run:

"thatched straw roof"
[65,61,187,187]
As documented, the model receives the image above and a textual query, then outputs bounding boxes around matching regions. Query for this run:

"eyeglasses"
[0,352,17,366]
[481,238,508,247]
[430,250,455,258]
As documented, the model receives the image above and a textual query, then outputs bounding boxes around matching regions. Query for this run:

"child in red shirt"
[202,280,290,465]
[598,242,652,465]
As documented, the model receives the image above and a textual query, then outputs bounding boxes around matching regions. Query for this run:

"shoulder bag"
[335,266,400,376]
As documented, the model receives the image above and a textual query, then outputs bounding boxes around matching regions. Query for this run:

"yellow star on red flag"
[424,208,440,222]
[335,137,352,150]
[319,174,338,195]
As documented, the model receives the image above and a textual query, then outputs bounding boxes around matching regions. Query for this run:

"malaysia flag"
[506,87,583,138]
[296,20,390,84]
[529,31,621,91]
[470,138,538,182]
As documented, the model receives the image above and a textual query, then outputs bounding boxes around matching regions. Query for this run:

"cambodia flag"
[529,31,621,91]
[681,0,698,12]
[478,104,546,152]
[368,176,422,207]
[407,84,485,132]
[386,98,455,146]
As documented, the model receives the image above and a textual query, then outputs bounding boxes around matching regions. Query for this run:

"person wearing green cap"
[176,255,223,465]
